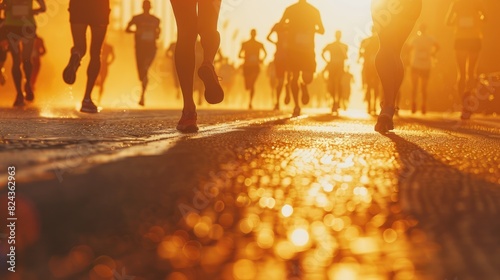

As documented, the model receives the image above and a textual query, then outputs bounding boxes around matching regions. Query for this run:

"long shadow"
[385,133,500,279]
[400,116,500,138]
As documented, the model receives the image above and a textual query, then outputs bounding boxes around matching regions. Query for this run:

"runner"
[238,29,267,110]
[371,0,422,133]
[446,0,485,120]
[63,0,110,113]
[2,0,46,106]
[96,40,115,104]
[30,34,46,92]
[359,29,380,115]
[165,41,181,99]
[280,0,324,117]
[267,21,290,111]
[169,0,224,132]
[322,30,348,114]
[126,0,161,107]
[408,24,439,115]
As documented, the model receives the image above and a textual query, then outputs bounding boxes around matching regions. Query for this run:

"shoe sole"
[176,125,199,133]
[63,55,79,85]
[80,107,99,113]
[198,66,224,104]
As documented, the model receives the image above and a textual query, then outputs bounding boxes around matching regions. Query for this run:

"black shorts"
[454,38,482,52]
[69,0,110,26]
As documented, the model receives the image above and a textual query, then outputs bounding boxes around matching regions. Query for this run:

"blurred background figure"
[322,30,348,115]
[63,0,110,113]
[371,0,421,133]
[239,28,266,110]
[407,24,439,115]
[280,0,324,117]
[217,56,237,104]
[30,34,46,92]
[446,0,486,120]
[2,0,46,107]
[96,40,115,104]
[0,13,7,86]
[359,28,380,115]
[341,65,354,111]
[267,21,290,111]
[126,0,161,107]
[165,41,181,100]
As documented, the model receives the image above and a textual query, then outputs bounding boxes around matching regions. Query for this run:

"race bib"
[12,4,30,17]
[141,30,155,41]
[458,17,474,28]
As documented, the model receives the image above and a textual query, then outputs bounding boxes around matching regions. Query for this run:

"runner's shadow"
[384,133,500,279]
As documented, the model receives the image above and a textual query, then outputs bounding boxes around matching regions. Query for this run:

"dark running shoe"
[375,114,394,134]
[80,99,99,114]
[176,111,199,133]
[13,96,25,107]
[198,64,224,104]
[292,107,301,117]
[301,84,310,105]
[25,83,34,101]
[63,53,81,85]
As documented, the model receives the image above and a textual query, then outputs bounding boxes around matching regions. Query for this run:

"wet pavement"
[1,108,500,280]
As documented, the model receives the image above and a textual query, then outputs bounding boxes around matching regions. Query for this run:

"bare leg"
[421,76,429,114]
[170,0,197,112]
[466,51,480,92]
[455,50,467,98]
[411,70,419,113]
[84,25,107,101]
[198,0,221,65]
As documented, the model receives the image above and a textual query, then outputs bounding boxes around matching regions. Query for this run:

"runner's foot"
[63,52,81,85]
[80,99,99,113]
[198,64,224,104]
[176,111,199,133]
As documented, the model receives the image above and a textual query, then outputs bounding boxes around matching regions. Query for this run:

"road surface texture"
[1,108,500,280]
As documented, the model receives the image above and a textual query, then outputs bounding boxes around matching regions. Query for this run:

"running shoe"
[63,52,81,85]
[24,83,34,101]
[460,109,472,120]
[176,111,199,133]
[284,85,291,105]
[374,114,394,133]
[292,107,301,117]
[198,64,224,104]
[0,67,6,86]
[80,99,99,114]
[301,84,310,105]
[13,96,25,107]
[139,96,145,107]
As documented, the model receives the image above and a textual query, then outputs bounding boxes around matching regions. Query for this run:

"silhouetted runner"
[280,0,324,117]
[96,40,115,104]
[30,34,46,92]
[359,29,380,115]
[165,41,181,100]
[267,21,290,111]
[0,16,8,86]
[322,30,348,115]
[239,29,267,110]
[408,24,439,115]
[126,0,161,107]
[372,0,421,133]
[170,0,224,133]
[446,0,485,120]
[1,0,46,107]
[63,0,110,113]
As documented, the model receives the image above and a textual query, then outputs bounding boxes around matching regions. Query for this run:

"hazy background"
[0,0,499,113]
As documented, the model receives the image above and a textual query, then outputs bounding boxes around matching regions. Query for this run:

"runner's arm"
[34,0,47,14]
[445,2,456,26]
[260,44,267,63]
[267,26,277,45]
[125,18,136,33]
[315,11,325,35]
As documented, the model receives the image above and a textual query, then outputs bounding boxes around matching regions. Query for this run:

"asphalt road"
[1,108,500,280]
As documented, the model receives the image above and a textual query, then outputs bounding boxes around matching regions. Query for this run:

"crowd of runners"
[0,0,486,133]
